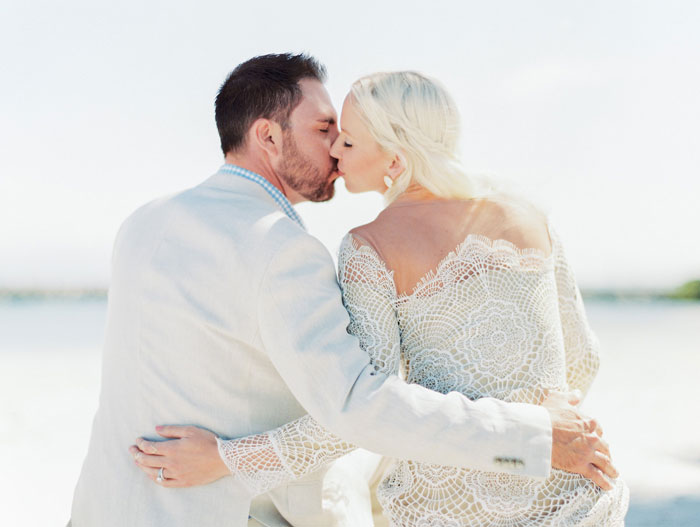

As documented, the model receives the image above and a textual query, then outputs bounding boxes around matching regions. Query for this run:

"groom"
[70,53,615,527]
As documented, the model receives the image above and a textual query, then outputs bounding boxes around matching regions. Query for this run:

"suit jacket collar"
[202,165,306,230]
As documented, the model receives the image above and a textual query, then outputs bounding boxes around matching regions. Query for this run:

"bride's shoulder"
[346,216,393,254]
[338,222,396,288]
[337,217,382,255]
[339,220,397,271]
[475,193,552,254]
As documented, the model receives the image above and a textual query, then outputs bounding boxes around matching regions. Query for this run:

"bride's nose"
[330,136,342,160]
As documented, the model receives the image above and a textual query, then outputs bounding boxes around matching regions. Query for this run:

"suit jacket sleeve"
[217,236,405,494]
[255,228,553,477]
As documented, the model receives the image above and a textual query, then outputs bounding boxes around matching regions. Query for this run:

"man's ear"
[248,118,284,159]
[387,153,406,179]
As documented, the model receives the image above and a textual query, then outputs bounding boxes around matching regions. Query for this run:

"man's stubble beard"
[278,130,336,203]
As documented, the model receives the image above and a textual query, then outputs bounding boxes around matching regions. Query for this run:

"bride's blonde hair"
[350,71,476,203]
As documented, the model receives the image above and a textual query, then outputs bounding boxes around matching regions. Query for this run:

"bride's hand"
[129,426,230,487]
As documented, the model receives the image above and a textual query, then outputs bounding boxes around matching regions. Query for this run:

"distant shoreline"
[581,290,694,302]
[0,288,108,301]
[583,279,700,301]
[1,284,698,302]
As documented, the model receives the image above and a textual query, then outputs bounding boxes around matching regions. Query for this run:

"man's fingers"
[567,389,583,406]
[156,425,193,439]
[592,451,619,480]
[585,418,603,437]
[595,436,612,458]
[586,463,613,491]
[581,415,604,438]
[584,430,610,459]
[594,421,604,437]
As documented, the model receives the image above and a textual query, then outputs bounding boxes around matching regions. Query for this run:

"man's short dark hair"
[215,53,327,154]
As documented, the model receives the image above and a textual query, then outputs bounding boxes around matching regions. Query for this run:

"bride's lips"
[335,168,345,177]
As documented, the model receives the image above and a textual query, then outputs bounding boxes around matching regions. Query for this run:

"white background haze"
[1,0,698,290]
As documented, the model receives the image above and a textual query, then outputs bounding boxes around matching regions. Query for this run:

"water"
[583,300,700,526]
[0,298,105,527]
[1,297,699,526]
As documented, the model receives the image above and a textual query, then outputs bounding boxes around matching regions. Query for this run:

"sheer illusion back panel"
[349,196,553,297]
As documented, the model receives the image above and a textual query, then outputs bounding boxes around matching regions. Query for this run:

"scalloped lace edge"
[339,232,556,301]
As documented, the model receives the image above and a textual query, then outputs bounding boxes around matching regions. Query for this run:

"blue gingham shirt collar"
[218,164,306,230]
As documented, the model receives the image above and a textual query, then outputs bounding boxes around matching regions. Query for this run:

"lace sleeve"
[218,234,401,495]
[552,231,600,396]
[336,234,402,376]
[216,416,355,496]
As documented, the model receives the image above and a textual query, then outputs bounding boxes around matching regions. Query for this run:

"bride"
[132,71,628,525]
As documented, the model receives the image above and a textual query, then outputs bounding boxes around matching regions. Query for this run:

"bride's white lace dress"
[219,229,629,526]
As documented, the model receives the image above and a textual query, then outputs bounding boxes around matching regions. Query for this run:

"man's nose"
[329,126,339,143]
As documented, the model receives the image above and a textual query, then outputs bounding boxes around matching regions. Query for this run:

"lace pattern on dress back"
[336,230,628,527]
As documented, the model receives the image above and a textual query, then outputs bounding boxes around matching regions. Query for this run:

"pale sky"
[1,0,698,289]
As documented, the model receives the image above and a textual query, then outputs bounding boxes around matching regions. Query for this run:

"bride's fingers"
[140,467,176,487]
[136,437,166,455]
[156,425,196,439]
[129,445,165,469]
[138,466,180,488]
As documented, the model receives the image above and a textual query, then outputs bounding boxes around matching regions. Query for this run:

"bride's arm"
[552,232,601,397]
[216,415,356,495]
[131,234,402,494]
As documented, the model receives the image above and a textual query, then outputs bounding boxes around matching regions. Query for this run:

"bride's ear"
[387,153,405,180]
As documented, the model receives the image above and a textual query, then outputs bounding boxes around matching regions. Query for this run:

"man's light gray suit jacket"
[70,169,552,526]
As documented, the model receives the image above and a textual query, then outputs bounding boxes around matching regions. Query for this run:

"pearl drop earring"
[383,175,394,188]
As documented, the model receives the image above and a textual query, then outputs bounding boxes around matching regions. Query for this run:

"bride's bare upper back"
[350,195,552,296]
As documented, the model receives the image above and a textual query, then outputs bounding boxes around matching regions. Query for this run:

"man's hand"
[129,426,230,488]
[542,391,619,490]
